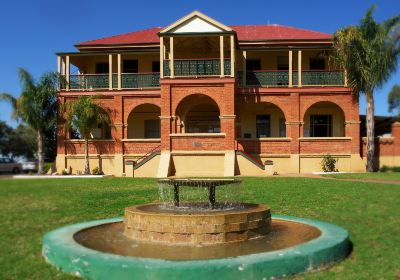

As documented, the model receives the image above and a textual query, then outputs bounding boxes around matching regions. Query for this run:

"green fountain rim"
[43,214,349,267]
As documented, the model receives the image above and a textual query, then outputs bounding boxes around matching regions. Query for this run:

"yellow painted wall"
[70,53,159,74]
[171,154,225,177]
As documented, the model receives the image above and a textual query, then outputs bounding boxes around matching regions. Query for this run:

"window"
[256,115,271,138]
[95,63,109,74]
[246,59,261,71]
[277,56,289,70]
[123,60,138,73]
[152,61,160,73]
[279,118,286,137]
[310,115,332,137]
[187,116,220,133]
[145,120,160,138]
[310,58,325,70]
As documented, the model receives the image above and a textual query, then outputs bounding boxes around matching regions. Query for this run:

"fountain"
[42,179,351,279]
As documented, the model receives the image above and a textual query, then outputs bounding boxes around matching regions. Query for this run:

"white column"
[65,55,70,91]
[298,50,302,87]
[288,50,292,87]
[230,35,235,77]
[169,37,174,78]
[57,56,61,90]
[160,37,164,78]
[109,54,113,90]
[220,36,224,77]
[242,50,247,86]
[117,54,122,90]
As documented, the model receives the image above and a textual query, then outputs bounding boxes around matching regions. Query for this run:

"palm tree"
[332,6,400,171]
[388,84,400,118]
[63,95,109,174]
[0,68,58,174]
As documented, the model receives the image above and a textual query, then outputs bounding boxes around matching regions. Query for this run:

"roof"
[76,24,332,47]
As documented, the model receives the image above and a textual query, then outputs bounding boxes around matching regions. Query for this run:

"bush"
[380,165,400,172]
[61,169,69,175]
[43,162,53,174]
[321,154,339,172]
[91,167,103,175]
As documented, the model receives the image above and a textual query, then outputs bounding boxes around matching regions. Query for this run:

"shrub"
[61,169,69,175]
[380,165,400,172]
[321,154,339,172]
[92,167,103,175]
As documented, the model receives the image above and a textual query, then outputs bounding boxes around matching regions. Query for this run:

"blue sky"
[0,0,399,126]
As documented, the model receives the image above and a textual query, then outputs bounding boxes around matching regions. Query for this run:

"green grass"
[0,177,399,279]
[322,172,400,181]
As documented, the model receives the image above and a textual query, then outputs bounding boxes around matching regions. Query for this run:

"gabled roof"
[76,24,332,47]
[159,11,233,34]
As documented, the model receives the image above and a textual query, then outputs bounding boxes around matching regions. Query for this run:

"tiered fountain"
[43,179,350,279]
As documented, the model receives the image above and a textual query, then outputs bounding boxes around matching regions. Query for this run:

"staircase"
[235,149,265,170]
[134,145,161,170]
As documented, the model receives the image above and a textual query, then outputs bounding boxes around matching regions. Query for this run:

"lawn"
[0,177,399,280]
[321,172,400,181]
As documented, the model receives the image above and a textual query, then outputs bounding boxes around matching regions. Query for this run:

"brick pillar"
[287,92,301,173]
[392,122,400,158]
[220,80,236,150]
[160,83,172,151]
[113,95,124,176]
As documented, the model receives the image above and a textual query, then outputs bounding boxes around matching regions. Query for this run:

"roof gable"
[160,11,233,34]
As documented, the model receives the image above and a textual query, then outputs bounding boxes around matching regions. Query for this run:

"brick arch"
[124,100,160,124]
[174,93,221,117]
[301,100,346,122]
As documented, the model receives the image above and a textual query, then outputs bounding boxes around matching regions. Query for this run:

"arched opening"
[303,101,345,137]
[176,94,220,133]
[237,102,286,138]
[127,104,161,139]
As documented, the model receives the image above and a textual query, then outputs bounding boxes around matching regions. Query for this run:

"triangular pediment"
[160,11,233,34]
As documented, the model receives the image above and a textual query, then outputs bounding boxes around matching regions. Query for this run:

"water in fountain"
[157,179,243,211]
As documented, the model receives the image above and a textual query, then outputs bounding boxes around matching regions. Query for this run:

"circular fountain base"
[124,203,271,245]
[42,215,351,279]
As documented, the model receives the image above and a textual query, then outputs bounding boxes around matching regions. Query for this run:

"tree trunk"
[37,131,44,174]
[366,91,375,172]
[84,137,90,175]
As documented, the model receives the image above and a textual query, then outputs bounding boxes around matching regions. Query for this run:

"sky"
[0,0,399,127]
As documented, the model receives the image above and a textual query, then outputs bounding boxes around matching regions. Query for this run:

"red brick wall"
[170,136,228,151]
[300,139,352,154]
[361,123,400,158]
[65,141,116,154]
[123,141,160,154]
[237,140,291,154]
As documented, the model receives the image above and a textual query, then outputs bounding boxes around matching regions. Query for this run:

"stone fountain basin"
[42,215,350,280]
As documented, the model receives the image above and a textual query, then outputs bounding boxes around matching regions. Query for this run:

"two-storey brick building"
[56,11,367,177]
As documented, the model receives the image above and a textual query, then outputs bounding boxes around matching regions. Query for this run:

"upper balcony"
[236,49,346,88]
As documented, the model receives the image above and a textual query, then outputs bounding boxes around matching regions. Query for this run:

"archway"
[237,102,286,138]
[127,104,161,138]
[175,94,221,133]
[303,101,345,137]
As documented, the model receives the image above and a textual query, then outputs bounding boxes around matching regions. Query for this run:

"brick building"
[56,11,377,177]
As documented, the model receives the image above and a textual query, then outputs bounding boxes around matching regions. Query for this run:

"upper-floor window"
[256,115,271,138]
[95,63,109,74]
[246,59,261,72]
[123,60,138,73]
[310,115,332,137]
[152,61,160,73]
[277,56,289,70]
[310,57,325,70]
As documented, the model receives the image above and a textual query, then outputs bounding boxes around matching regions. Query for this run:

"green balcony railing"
[301,71,344,86]
[69,74,109,90]
[237,71,289,87]
[121,73,160,88]
[60,73,160,90]
[238,70,345,87]
[163,59,231,77]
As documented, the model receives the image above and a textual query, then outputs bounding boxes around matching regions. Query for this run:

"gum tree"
[63,96,109,175]
[0,68,58,174]
[332,6,400,171]
[388,84,400,117]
